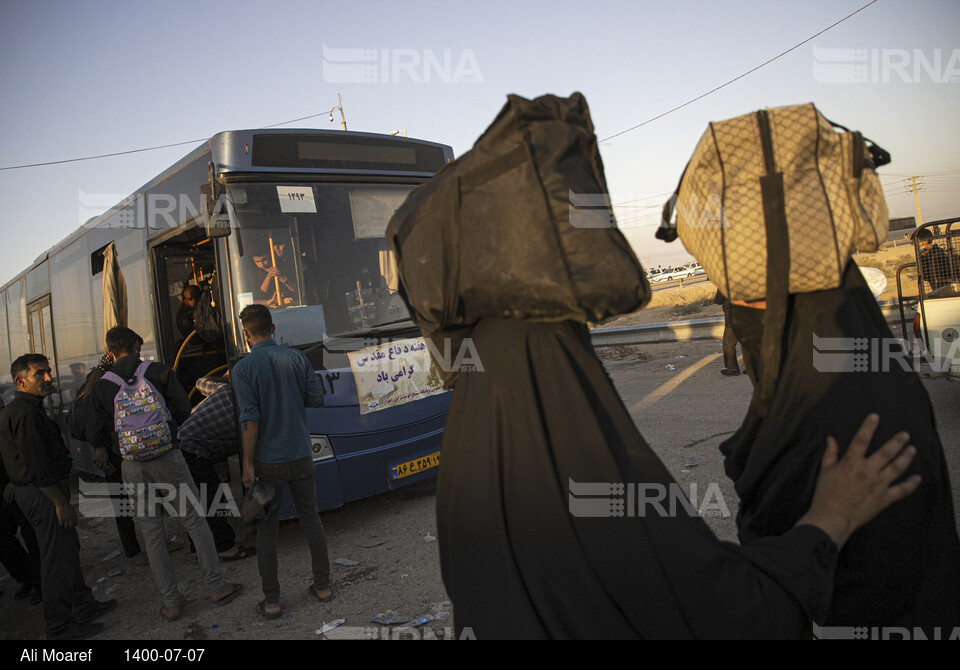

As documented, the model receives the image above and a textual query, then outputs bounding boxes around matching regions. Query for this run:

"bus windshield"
[225,181,414,346]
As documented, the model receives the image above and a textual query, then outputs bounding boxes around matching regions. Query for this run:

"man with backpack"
[68,351,141,559]
[86,327,243,621]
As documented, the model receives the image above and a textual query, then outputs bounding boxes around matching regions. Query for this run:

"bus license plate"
[391,451,441,480]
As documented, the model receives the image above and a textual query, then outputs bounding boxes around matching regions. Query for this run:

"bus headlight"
[311,435,334,462]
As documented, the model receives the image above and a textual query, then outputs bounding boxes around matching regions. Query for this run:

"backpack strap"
[100,370,123,387]
[753,109,791,420]
[134,360,152,380]
[656,162,688,243]
[823,116,891,168]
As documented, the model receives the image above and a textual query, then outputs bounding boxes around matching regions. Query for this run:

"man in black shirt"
[915,228,958,293]
[0,452,42,605]
[0,354,116,640]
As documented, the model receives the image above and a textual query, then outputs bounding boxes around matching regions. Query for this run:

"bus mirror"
[200,162,231,238]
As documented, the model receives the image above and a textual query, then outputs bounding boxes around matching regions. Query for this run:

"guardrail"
[590,300,912,347]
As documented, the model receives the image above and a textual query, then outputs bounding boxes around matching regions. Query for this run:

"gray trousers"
[254,457,330,603]
[122,449,225,607]
[15,481,97,636]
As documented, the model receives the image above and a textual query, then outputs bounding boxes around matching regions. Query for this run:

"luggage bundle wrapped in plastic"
[386,92,650,386]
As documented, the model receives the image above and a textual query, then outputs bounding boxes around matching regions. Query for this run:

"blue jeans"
[254,457,330,603]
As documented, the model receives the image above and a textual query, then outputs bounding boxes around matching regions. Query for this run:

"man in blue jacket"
[232,304,330,619]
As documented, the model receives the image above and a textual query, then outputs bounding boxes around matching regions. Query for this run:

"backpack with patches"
[101,361,174,461]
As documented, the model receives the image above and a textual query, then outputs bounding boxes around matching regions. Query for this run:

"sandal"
[160,605,181,621]
[257,600,282,620]
[307,584,334,603]
[220,546,257,562]
[213,583,243,607]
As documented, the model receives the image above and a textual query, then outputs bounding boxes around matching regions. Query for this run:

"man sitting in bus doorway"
[0,354,117,640]
[176,284,227,394]
[85,327,243,621]
[180,285,224,346]
[232,304,331,618]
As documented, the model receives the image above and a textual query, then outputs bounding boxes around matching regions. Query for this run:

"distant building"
[888,216,917,241]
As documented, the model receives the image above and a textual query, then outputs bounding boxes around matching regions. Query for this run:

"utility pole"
[904,176,925,227]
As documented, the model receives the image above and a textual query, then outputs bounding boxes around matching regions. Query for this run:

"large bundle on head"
[657,103,891,415]
[387,92,651,386]
[659,102,890,302]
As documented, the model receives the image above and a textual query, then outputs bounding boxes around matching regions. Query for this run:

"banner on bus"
[348,337,446,414]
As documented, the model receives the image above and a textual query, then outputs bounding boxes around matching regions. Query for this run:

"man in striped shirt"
[178,375,255,562]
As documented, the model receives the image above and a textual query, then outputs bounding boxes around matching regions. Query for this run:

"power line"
[598,0,878,144]
[0,111,331,172]
[0,2,882,172]
[881,168,960,178]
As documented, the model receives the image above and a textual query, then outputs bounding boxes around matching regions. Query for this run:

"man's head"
[105,326,144,360]
[239,304,274,345]
[11,354,52,397]
[914,228,934,249]
[181,285,201,308]
[251,248,272,271]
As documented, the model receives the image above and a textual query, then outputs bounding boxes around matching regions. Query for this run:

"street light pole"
[329,93,347,131]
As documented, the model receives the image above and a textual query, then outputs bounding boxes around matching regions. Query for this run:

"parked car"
[650,263,703,282]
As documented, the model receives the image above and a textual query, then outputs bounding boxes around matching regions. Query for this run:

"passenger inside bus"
[227,183,416,341]
[250,245,300,308]
[174,283,226,399]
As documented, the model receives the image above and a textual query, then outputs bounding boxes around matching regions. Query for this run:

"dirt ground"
[0,474,453,641]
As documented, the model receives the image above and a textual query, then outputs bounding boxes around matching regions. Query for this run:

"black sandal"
[257,600,283,619]
[220,546,257,562]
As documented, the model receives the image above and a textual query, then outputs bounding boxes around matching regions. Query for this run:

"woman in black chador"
[721,261,960,630]
[387,93,924,640]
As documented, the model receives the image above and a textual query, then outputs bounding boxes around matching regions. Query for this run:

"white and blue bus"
[0,128,454,514]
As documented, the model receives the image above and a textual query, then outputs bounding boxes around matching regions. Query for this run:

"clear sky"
[1,0,958,279]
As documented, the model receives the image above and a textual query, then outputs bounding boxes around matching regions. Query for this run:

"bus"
[0,128,455,515]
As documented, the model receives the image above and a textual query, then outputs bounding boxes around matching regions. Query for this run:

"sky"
[1,0,958,281]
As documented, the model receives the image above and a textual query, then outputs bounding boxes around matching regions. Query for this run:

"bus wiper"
[298,319,419,356]
[330,319,418,340]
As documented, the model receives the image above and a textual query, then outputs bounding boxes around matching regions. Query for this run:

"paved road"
[601,339,960,542]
